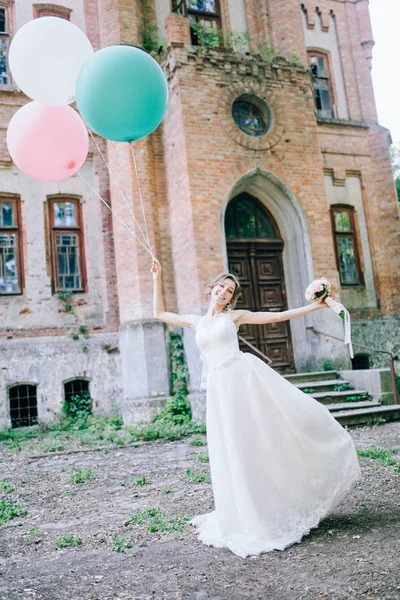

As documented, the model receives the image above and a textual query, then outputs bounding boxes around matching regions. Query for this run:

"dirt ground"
[0,422,399,600]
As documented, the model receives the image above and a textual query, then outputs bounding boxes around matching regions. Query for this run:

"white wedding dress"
[190,311,361,558]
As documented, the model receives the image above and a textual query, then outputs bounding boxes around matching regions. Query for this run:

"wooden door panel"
[259,284,285,308]
[260,320,290,339]
[256,256,282,280]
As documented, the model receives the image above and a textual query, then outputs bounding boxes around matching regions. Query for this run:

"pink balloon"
[6,102,89,182]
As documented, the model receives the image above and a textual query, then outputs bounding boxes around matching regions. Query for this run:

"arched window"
[9,384,38,428]
[308,51,334,119]
[225,194,278,239]
[33,3,71,19]
[330,205,362,285]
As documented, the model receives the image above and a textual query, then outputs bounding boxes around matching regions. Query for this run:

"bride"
[152,260,361,558]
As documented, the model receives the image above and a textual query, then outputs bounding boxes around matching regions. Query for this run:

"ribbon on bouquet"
[324,296,354,359]
[305,278,354,359]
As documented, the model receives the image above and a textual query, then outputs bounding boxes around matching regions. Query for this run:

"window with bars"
[331,205,362,286]
[308,52,334,119]
[49,198,86,292]
[9,384,38,428]
[64,378,90,403]
[0,198,23,294]
[0,7,9,85]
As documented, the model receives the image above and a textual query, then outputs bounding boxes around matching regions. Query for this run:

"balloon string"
[130,143,151,248]
[77,171,156,260]
[88,129,151,249]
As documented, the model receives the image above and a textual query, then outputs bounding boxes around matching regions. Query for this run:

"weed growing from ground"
[55,533,82,550]
[127,507,189,536]
[68,468,94,484]
[160,486,173,494]
[189,437,205,447]
[185,469,211,484]
[135,476,147,486]
[112,532,132,553]
[0,500,27,524]
[0,480,13,493]
[197,454,209,463]
[357,445,399,471]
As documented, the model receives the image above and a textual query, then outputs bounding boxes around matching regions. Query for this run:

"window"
[225,194,278,239]
[0,6,9,84]
[232,96,272,137]
[64,378,90,403]
[173,0,222,45]
[331,205,362,286]
[9,384,38,428]
[48,198,86,292]
[308,52,334,119]
[0,197,23,294]
[33,4,71,19]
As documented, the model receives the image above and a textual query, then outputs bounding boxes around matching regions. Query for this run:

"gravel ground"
[0,422,399,600]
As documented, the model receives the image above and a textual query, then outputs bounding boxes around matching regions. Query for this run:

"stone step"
[311,390,370,404]
[333,404,400,427]
[284,370,338,384]
[325,401,381,412]
[295,379,352,394]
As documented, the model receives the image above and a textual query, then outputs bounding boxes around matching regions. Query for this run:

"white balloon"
[9,17,94,105]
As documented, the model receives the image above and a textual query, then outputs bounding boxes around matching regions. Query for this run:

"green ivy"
[63,392,93,423]
[154,328,192,425]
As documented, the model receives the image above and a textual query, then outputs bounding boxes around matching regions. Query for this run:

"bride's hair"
[207,272,241,311]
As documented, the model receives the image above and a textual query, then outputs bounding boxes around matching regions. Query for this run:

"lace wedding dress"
[190,311,361,558]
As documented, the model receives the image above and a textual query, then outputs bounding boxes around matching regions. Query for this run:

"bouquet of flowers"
[305,278,353,358]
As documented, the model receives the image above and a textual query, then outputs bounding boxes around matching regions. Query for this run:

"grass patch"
[68,468,95,485]
[197,453,209,463]
[189,436,205,447]
[357,445,399,471]
[127,507,189,535]
[0,416,207,454]
[112,532,132,553]
[0,480,13,494]
[160,486,173,494]
[0,499,27,524]
[135,476,147,486]
[185,468,211,484]
[55,533,82,550]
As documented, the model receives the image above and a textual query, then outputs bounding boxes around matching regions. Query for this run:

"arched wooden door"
[225,193,295,373]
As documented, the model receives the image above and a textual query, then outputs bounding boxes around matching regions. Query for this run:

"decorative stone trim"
[217,81,286,151]
[33,3,71,19]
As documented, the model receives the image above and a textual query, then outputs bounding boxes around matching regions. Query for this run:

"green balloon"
[76,45,168,142]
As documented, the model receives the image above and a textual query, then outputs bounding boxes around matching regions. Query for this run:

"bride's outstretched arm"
[234,301,326,326]
[152,259,198,328]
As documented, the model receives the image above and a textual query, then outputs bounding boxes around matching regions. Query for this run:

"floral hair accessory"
[305,278,353,358]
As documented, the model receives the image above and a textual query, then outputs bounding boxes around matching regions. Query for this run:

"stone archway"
[225,192,295,373]
[221,168,316,373]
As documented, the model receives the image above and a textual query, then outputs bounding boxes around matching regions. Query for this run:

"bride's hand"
[151,258,162,279]
[319,293,336,308]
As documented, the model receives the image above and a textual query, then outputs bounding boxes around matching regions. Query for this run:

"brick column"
[266,0,307,62]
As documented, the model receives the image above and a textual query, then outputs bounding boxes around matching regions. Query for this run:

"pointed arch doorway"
[225,193,295,373]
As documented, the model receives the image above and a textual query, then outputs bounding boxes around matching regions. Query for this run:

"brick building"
[0,0,399,428]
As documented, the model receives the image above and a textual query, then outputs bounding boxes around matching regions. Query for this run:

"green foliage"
[81,345,89,353]
[257,43,276,62]
[189,436,205,447]
[0,499,27,524]
[396,373,400,397]
[190,21,222,49]
[344,393,370,402]
[154,328,192,425]
[197,453,209,463]
[25,527,39,536]
[302,387,316,394]
[41,440,65,453]
[102,344,111,352]
[357,445,399,471]
[319,359,335,372]
[63,391,93,423]
[55,533,82,550]
[68,468,94,485]
[333,382,353,392]
[395,178,400,202]
[71,333,79,341]
[135,476,147,486]
[160,486,173,494]
[0,480,13,493]
[112,532,132,553]
[127,507,189,535]
[185,468,211,484]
